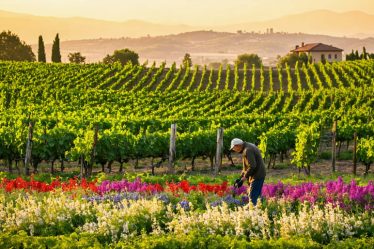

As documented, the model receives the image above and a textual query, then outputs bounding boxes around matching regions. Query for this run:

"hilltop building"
[291,42,343,63]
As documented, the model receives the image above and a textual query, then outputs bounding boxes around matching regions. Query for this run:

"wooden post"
[353,132,357,175]
[331,120,337,173]
[24,121,33,176]
[80,156,84,179]
[168,124,176,173]
[215,128,224,175]
[88,124,99,177]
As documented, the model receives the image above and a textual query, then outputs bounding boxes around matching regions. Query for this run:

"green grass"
[319,151,353,161]
[337,151,353,160]
[273,162,292,170]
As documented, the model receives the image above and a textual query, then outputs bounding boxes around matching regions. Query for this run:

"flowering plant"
[0,176,98,193]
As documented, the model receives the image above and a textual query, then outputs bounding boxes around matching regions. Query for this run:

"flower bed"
[0,176,372,246]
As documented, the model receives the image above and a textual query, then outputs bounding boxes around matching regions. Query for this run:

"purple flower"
[179,200,190,210]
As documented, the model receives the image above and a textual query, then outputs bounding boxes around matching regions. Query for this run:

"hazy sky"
[1,0,373,25]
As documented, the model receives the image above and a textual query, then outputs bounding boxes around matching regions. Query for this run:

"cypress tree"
[362,47,367,60]
[51,33,61,63]
[38,35,46,62]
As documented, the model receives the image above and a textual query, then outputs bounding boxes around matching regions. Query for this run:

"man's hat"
[230,138,243,150]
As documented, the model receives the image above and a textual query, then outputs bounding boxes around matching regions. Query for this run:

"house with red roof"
[291,42,343,63]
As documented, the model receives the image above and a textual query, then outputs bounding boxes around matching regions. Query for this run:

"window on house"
[321,54,325,61]
[328,54,332,59]
[335,54,338,59]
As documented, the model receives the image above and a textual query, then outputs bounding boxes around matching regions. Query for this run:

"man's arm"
[244,149,257,178]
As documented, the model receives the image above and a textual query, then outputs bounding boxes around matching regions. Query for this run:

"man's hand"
[234,178,244,188]
[241,176,247,182]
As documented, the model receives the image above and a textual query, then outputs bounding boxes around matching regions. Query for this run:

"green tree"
[346,47,373,61]
[38,35,46,62]
[182,53,192,68]
[51,33,61,63]
[278,52,311,68]
[346,50,354,61]
[68,52,86,64]
[0,30,35,61]
[103,48,139,66]
[236,53,262,67]
[362,47,367,60]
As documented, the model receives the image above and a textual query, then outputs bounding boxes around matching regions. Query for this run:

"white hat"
[230,138,243,150]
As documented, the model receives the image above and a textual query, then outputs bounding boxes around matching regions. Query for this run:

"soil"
[1,152,370,179]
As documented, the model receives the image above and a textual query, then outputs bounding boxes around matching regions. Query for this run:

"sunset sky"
[0,0,373,25]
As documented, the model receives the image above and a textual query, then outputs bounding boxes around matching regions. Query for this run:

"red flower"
[0,177,97,193]
[165,180,230,196]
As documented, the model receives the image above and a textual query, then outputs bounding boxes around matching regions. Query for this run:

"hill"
[30,31,374,65]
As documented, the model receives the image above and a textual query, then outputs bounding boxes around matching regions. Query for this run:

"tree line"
[0,31,85,63]
[0,30,141,65]
[345,47,374,61]
[1,30,374,68]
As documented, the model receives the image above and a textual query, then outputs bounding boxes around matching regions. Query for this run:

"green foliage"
[236,53,262,67]
[346,47,374,60]
[51,33,61,63]
[260,64,265,92]
[242,63,248,90]
[0,232,104,249]
[68,52,86,64]
[0,60,373,174]
[0,30,35,62]
[269,66,273,92]
[295,61,302,90]
[182,53,192,68]
[285,63,293,92]
[103,49,139,66]
[0,231,373,249]
[278,52,311,68]
[224,63,231,89]
[38,35,46,63]
[324,237,374,249]
[216,64,223,89]
[259,122,296,160]
[320,151,332,160]
[251,63,256,90]
[196,64,206,91]
[277,65,283,91]
[233,63,239,90]
[154,62,174,91]
[67,128,96,162]
[292,122,320,174]
[114,232,374,249]
[357,137,374,166]
[337,151,353,160]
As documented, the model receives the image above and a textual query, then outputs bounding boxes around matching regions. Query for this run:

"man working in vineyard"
[230,138,266,205]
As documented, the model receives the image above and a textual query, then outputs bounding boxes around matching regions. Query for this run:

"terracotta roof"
[291,43,343,52]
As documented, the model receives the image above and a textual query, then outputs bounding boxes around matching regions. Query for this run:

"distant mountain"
[2,9,373,65]
[1,9,374,45]
[219,10,374,38]
[0,10,198,43]
[30,31,374,66]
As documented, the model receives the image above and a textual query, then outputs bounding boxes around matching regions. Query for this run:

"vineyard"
[0,60,373,175]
